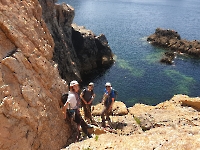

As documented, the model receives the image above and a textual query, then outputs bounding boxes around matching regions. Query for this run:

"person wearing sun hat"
[80,82,96,124]
[62,80,92,139]
[101,82,115,127]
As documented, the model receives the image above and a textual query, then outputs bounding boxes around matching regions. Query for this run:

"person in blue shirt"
[101,82,115,127]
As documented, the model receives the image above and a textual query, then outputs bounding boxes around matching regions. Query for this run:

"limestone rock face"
[72,24,114,76]
[39,0,114,82]
[0,1,72,150]
[0,0,115,149]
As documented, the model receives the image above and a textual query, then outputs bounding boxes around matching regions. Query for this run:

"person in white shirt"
[62,80,92,139]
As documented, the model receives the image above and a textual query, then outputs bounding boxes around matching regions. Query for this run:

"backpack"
[112,89,118,100]
[61,93,68,105]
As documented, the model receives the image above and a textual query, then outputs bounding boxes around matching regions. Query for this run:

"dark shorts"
[67,109,83,124]
[67,109,76,118]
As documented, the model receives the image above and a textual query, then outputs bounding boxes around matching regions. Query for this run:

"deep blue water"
[58,0,200,107]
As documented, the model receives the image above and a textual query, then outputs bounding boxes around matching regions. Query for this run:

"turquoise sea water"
[58,0,200,107]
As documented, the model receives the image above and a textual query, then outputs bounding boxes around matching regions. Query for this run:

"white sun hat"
[88,82,94,86]
[70,80,79,87]
[105,82,111,87]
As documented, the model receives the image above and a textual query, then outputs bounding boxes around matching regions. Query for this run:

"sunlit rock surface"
[0,0,115,149]
[64,95,200,150]
[0,1,72,149]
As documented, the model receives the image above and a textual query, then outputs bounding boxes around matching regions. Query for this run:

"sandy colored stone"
[63,95,200,150]
[180,95,200,110]
[92,101,128,116]
[0,1,71,150]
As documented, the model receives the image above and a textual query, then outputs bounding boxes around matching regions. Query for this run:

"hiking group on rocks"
[62,80,116,140]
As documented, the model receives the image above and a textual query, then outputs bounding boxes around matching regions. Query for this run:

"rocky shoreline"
[63,94,200,149]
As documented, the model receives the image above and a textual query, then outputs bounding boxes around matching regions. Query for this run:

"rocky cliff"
[0,0,73,149]
[39,0,114,82]
[0,0,114,149]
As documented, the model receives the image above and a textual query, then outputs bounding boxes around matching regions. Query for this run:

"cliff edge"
[65,95,200,150]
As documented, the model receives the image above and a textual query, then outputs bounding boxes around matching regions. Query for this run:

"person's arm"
[102,88,108,103]
[102,93,108,103]
[108,90,115,111]
[80,91,88,104]
[88,93,95,104]
[62,101,69,119]
[108,97,115,111]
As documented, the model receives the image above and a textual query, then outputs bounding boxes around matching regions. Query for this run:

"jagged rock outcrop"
[39,0,114,82]
[38,0,81,82]
[147,28,200,64]
[0,1,76,149]
[160,51,176,65]
[72,24,114,76]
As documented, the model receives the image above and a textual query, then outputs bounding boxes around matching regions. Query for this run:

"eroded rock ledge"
[147,28,200,64]
[64,95,200,150]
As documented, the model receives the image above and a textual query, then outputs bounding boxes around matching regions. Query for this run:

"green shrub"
[134,116,141,125]
[95,135,99,141]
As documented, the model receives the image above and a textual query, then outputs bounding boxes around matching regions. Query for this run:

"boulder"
[160,51,176,65]
[180,96,200,110]
[92,101,128,116]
